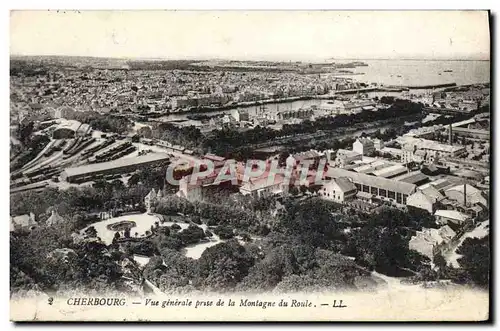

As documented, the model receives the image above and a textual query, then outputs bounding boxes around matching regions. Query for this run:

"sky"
[10,10,490,61]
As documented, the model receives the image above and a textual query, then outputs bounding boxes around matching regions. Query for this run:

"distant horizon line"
[10,54,490,62]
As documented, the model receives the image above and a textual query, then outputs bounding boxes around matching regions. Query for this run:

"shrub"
[214,225,234,240]
[178,225,205,245]
[191,216,202,225]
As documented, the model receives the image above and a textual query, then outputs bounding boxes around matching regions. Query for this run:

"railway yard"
[10,121,195,193]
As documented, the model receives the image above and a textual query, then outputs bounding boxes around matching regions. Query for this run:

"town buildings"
[145,188,163,213]
[399,136,466,164]
[319,177,357,203]
[435,210,471,226]
[334,149,363,168]
[353,138,375,156]
[406,186,445,213]
[326,167,417,206]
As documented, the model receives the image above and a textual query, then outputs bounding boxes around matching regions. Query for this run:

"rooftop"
[10,214,37,229]
[371,164,408,178]
[393,171,429,185]
[326,167,417,195]
[337,149,362,158]
[326,177,357,193]
[399,136,465,154]
[419,185,445,203]
[434,210,470,222]
[64,153,170,178]
[55,119,82,132]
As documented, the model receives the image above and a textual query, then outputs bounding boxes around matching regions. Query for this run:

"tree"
[214,225,235,240]
[456,235,489,288]
[128,240,158,257]
[159,235,184,251]
[275,198,341,249]
[157,226,170,236]
[289,186,299,196]
[195,241,254,291]
[432,252,447,279]
[85,226,98,238]
[240,233,252,243]
[191,216,202,225]
[16,121,35,145]
[171,223,182,231]
[128,174,140,187]
[178,225,205,245]
[238,245,298,291]
[112,232,121,244]
[138,126,153,139]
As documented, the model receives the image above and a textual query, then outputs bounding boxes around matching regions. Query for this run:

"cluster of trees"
[123,220,212,253]
[431,235,490,288]
[455,235,490,287]
[143,235,374,293]
[151,123,203,150]
[69,111,133,134]
[10,182,150,226]
[10,163,179,225]
[141,99,423,159]
[421,104,489,129]
[142,197,443,294]
[202,99,423,157]
[153,195,269,234]
[11,184,490,295]
[10,223,142,294]
[273,199,436,277]
[10,133,51,171]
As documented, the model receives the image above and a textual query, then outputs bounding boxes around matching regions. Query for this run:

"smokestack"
[449,124,453,145]
[464,183,467,207]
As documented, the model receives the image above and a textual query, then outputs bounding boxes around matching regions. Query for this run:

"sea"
[332,59,490,87]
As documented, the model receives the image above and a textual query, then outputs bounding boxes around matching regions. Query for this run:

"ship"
[443,70,453,73]
[186,114,214,121]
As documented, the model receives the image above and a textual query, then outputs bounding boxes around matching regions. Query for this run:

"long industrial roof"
[371,164,408,178]
[393,171,429,185]
[326,167,417,195]
[63,153,170,178]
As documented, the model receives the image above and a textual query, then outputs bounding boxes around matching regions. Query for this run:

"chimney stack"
[449,124,453,145]
[464,183,467,207]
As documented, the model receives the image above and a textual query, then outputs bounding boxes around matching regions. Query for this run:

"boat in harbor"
[186,114,216,121]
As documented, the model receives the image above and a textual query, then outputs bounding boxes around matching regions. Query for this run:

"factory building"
[326,167,417,205]
[399,135,466,164]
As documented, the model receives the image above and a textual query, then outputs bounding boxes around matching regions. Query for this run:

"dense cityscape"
[10,54,490,299]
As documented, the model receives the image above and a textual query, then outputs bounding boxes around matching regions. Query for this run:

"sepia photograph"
[9,10,491,322]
